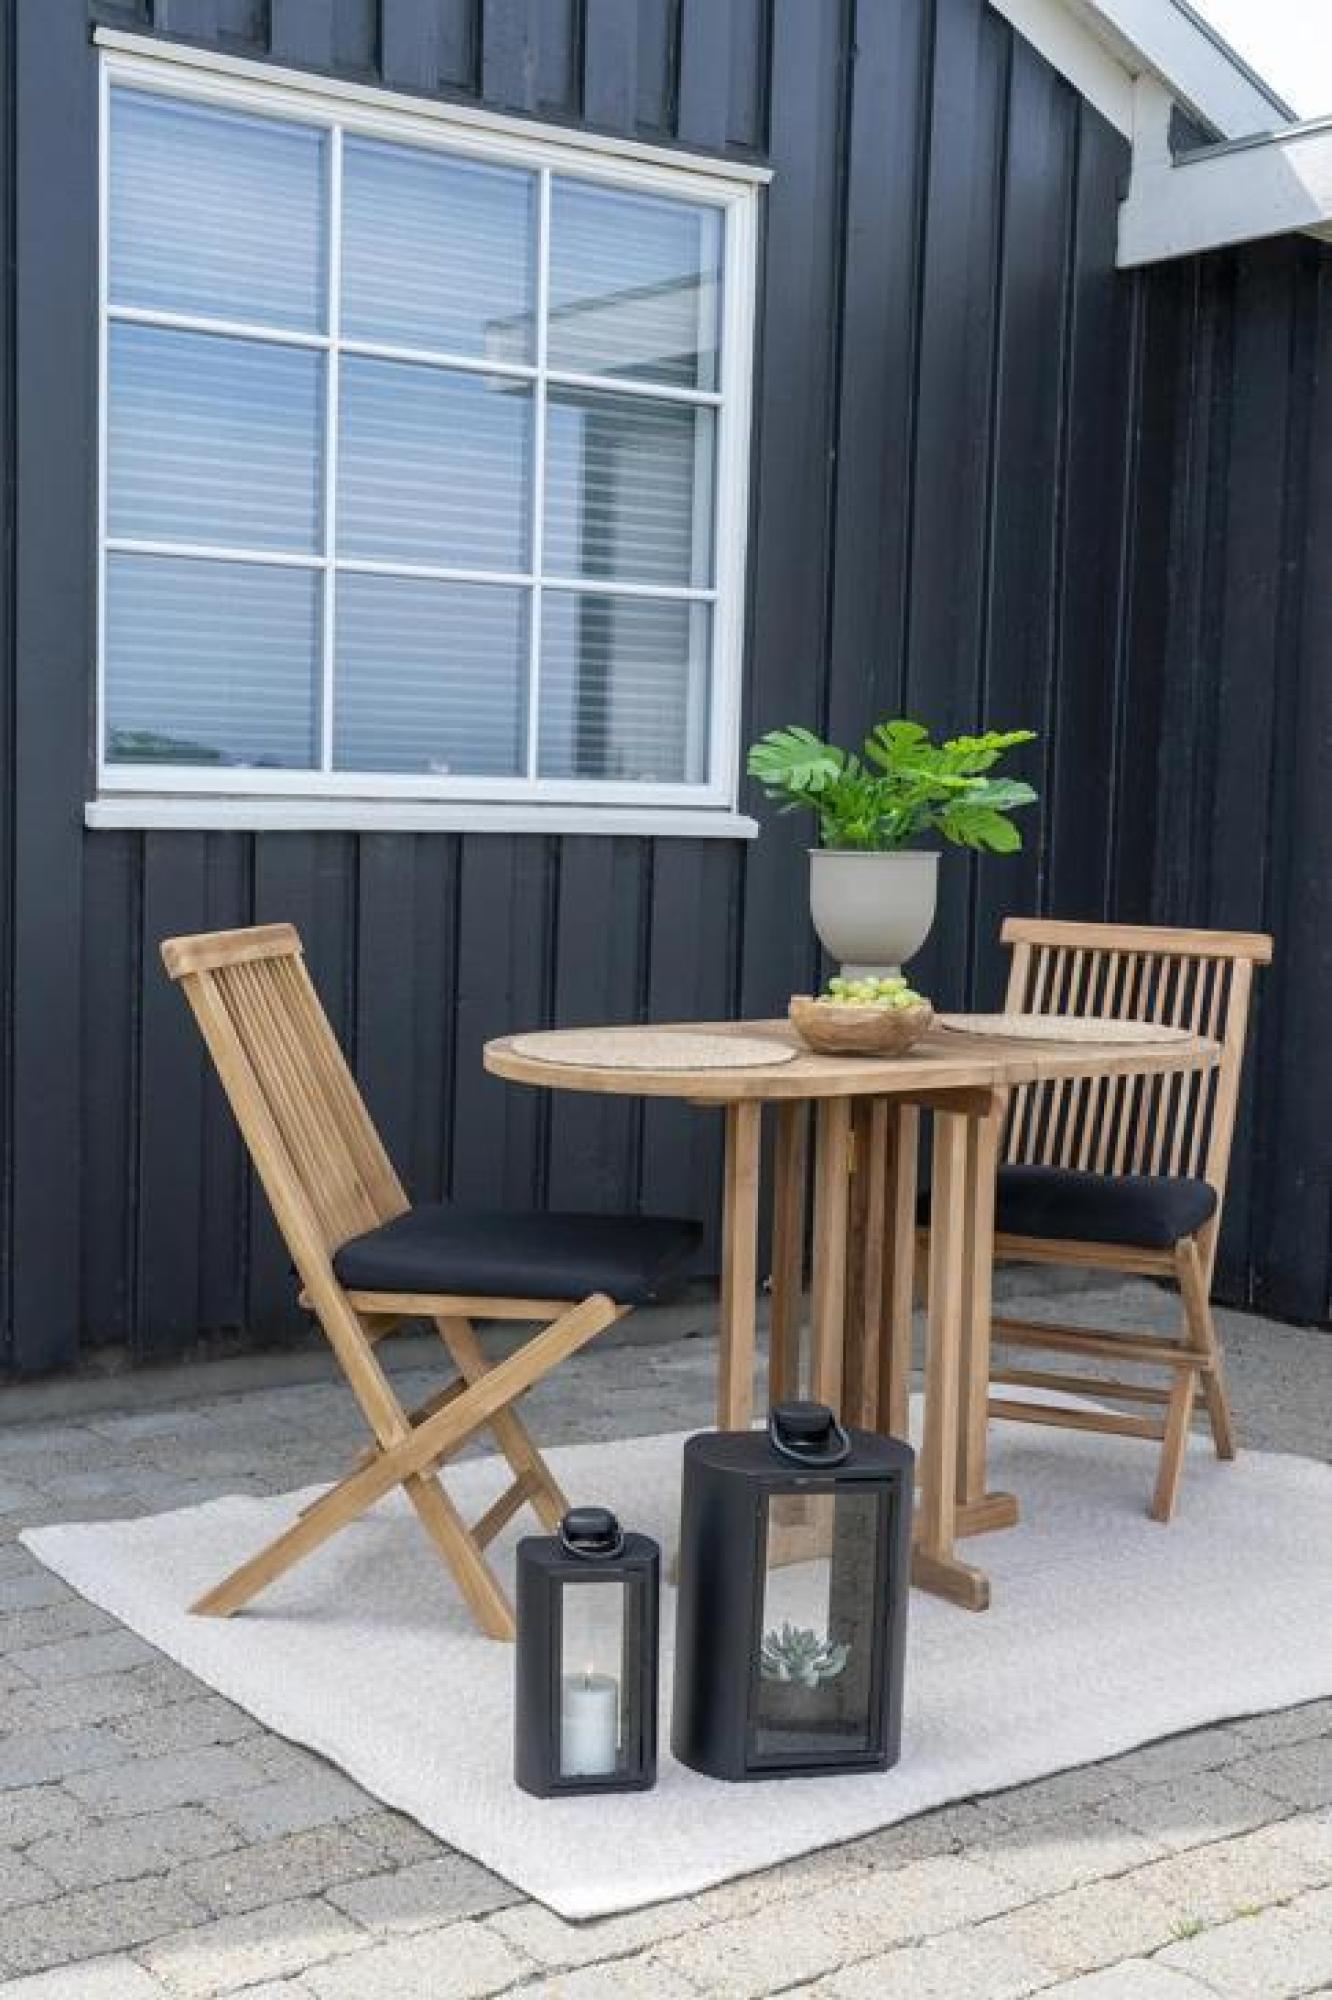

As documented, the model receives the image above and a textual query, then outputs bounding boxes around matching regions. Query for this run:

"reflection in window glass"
[548,180,722,390]
[539,594,710,784]
[544,390,714,588]
[106,555,320,770]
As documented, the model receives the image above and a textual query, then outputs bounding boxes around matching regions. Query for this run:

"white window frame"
[92,34,766,838]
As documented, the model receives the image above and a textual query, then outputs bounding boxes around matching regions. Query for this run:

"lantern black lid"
[683,1402,914,1482]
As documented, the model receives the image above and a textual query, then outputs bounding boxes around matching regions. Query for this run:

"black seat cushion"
[333,1204,702,1306]
[918,1166,1217,1251]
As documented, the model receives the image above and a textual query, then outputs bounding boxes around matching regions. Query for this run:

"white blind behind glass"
[548,180,722,390]
[538,594,709,783]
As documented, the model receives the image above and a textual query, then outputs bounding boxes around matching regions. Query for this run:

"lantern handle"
[558,1507,627,1561]
[768,1402,852,1468]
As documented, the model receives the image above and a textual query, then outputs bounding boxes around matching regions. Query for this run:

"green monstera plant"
[747,720,1038,854]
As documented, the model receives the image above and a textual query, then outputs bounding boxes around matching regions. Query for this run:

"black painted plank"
[79,833,140,1352]
[1043,103,1132,937]
[481,0,578,117]
[269,0,336,67]
[380,0,478,95]
[9,2,95,1373]
[738,0,847,1019]
[639,841,738,1264]
[583,0,638,133]
[451,836,556,1208]
[545,838,648,1212]
[153,0,267,47]
[676,0,731,151]
[824,0,930,749]
[403,835,461,1201]
[727,0,769,153]
[196,834,252,1334]
[972,45,1077,1002]
[0,0,14,1364]
[135,835,212,1357]
[904,0,1007,1014]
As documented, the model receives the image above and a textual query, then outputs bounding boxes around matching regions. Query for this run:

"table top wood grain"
[484,1017,1221,1103]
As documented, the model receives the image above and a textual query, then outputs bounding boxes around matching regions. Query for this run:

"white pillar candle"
[560,1671,619,1777]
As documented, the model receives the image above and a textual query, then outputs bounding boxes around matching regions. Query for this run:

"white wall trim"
[85,796,760,838]
[1120,115,1332,266]
[1068,0,1292,138]
[94,27,772,185]
[987,0,1134,137]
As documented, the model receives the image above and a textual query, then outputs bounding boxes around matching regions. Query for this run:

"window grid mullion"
[525,166,551,784]
[319,123,344,775]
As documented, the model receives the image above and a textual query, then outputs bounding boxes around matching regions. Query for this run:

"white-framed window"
[94,42,762,834]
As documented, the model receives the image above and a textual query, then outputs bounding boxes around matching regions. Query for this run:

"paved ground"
[0,1280,1329,1998]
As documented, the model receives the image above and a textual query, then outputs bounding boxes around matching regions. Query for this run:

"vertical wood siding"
[2,0,1308,1370]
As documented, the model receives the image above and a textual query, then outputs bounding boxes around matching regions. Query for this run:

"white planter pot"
[808,849,939,979]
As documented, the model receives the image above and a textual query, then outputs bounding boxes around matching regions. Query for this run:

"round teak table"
[484,1018,1219,1611]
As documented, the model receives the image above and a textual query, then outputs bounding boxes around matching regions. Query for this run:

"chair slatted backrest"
[999,920,1273,1203]
[161,925,409,1278]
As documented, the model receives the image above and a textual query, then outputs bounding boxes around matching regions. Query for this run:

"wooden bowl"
[788,994,935,1057]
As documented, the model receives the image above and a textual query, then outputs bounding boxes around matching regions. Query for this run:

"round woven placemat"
[939,1013,1195,1045]
[508,1028,799,1071]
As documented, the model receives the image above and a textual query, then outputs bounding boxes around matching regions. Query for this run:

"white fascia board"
[988,0,1134,136]
[1120,118,1332,266]
[1068,0,1293,140]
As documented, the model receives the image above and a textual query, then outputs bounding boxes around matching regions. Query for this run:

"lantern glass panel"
[558,1579,627,1780]
[752,1489,882,1764]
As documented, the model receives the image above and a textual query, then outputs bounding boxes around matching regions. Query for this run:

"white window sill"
[85,796,760,840]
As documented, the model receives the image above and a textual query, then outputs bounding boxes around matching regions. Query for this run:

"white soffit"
[1120,116,1332,265]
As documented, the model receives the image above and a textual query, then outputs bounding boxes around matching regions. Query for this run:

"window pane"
[110,88,327,331]
[338,358,532,572]
[342,137,536,362]
[334,573,528,776]
[108,324,324,553]
[105,555,319,770]
[548,180,722,390]
[538,594,709,783]
[545,391,714,588]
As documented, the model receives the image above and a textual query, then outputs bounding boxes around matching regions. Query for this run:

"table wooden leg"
[880,1103,919,1441]
[955,1101,1020,1540]
[810,1097,852,1414]
[717,1099,762,1431]
[769,1101,808,1406]
[843,1099,889,1428]
[912,1108,990,1611]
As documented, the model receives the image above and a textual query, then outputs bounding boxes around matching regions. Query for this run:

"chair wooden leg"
[403,1473,516,1640]
[1178,1236,1236,1462]
[1152,1364,1197,1523]
[434,1316,569,1531]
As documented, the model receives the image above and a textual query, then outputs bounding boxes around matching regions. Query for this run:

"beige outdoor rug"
[23,1409,1332,1920]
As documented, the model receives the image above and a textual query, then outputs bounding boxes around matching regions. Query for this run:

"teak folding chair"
[984,918,1272,1521]
[161,923,700,1640]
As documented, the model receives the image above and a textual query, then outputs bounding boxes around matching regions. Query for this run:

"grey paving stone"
[1158,1886,1332,1997]
[1231,1699,1332,1751]
[999,1877,1181,1980]
[1101,1726,1250,1787]
[487,1896,706,1971]
[65,1746,262,1816]
[519,1960,698,1999]
[7,1631,158,1685]
[30,1806,240,1893]
[0,1784,88,1850]
[326,1854,518,1933]
[0,1850,55,1916]
[815,1915,1054,1999]
[982,1805,1164,1899]
[303,1921,526,2000]
[0,1602,117,1657]
[141,1898,366,1997]
[216,1770,374,1843]
[988,1764,1134,1828]
[1127,1818,1327,1929]
[104,1696,258,1758]
[170,1826,385,1919]
[1041,1964,1214,1997]
[0,1670,184,1735]
[1108,1768,1286,1854]
[0,1877,205,1976]
[0,1726,126,1789]
[345,1809,443,1871]
[1229,1736,1332,1810]
[0,1956,173,1998]
[0,1576,73,1616]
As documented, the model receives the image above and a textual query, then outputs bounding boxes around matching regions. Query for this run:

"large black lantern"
[515,1507,659,1796]
[672,1403,913,1781]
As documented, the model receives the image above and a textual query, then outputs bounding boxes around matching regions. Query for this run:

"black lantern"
[672,1402,913,1781]
[515,1506,659,1796]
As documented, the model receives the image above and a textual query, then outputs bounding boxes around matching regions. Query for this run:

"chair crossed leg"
[191,1291,623,1640]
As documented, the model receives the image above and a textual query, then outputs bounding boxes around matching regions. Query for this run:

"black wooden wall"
[0,0,1313,1373]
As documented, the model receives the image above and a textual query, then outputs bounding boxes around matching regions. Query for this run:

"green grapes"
[822,974,928,1011]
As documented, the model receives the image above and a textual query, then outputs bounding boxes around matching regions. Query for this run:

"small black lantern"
[672,1402,913,1781]
[515,1506,659,1796]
